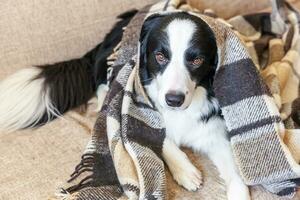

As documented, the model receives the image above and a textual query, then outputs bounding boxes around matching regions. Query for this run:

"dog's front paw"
[162,139,202,191]
[171,162,202,191]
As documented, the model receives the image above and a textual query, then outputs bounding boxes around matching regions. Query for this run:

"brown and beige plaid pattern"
[58,0,300,199]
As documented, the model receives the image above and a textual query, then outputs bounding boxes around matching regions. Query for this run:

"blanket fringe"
[66,153,96,193]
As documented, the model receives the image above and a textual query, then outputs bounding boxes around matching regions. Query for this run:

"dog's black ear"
[139,14,165,84]
[139,14,164,43]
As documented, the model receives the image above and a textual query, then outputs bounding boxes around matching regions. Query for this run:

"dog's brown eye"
[190,58,204,67]
[155,52,168,65]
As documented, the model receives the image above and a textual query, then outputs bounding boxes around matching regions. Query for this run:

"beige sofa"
[0,1,300,200]
[0,1,158,199]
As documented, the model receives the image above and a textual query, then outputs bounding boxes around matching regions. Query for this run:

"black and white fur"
[139,13,250,200]
[0,10,137,131]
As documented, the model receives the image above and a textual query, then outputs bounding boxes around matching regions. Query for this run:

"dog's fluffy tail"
[0,59,95,131]
[0,9,137,131]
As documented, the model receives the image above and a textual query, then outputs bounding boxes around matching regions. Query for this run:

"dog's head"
[139,12,218,110]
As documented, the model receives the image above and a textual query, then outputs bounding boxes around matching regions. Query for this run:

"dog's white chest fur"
[156,87,227,151]
[163,109,227,151]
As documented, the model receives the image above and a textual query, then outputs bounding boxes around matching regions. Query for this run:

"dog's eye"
[189,58,204,68]
[155,52,168,65]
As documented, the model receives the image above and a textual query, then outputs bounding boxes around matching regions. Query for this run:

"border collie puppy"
[140,13,250,200]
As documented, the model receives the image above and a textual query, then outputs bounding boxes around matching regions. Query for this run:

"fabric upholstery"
[186,0,298,19]
[0,0,158,199]
[0,0,158,80]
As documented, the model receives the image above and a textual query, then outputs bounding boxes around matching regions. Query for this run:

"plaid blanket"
[58,0,300,199]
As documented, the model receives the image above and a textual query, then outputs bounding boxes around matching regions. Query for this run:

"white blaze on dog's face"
[140,13,217,110]
[156,20,197,109]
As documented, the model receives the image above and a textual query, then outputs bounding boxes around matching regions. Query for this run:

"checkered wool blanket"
[58,0,300,199]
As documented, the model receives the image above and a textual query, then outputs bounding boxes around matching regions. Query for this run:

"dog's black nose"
[165,92,185,107]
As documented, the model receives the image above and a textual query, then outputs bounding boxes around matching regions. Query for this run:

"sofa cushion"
[0,0,158,80]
